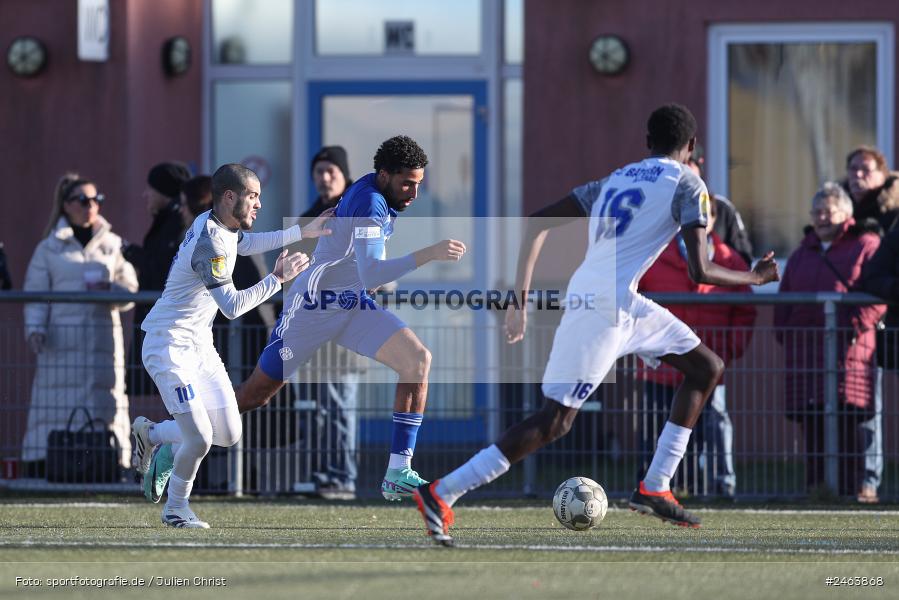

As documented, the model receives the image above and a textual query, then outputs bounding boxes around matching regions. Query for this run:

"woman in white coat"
[22,174,139,474]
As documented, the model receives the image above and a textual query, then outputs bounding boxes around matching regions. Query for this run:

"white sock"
[388,453,411,469]
[150,420,182,445]
[435,444,511,506]
[643,421,692,492]
[166,474,193,509]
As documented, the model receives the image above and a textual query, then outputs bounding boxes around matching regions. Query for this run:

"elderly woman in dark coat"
[775,182,885,496]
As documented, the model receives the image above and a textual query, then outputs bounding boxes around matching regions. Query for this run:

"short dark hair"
[647,104,697,154]
[846,145,889,174]
[373,136,428,174]
[211,163,258,203]
[182,175,213,217]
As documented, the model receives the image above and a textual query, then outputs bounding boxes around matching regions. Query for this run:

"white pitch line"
[4,503,899,517]
[2,540,898,556]
[1,502,136,508]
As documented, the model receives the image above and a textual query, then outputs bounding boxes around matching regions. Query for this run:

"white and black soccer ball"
[552,476,608,531]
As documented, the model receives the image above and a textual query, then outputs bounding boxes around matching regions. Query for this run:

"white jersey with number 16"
[566,156,709,303]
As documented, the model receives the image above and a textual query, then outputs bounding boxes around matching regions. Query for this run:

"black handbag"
[46,407,121,483]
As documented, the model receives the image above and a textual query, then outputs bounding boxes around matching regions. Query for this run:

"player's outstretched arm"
[272,249,311,283]
[681,226,779,286]
[208,250,310,320]
[505,194,586,344]
[299,207,335,239]
[237,210,333,257]
[412,239,467,266]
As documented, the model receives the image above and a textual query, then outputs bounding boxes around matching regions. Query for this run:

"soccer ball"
[552,476,608,531]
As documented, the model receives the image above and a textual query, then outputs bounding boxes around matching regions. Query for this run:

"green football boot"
[381,467,428,501]
[143,443,174,503]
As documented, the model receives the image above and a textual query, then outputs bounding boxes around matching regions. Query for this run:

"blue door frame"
[307,80,490,444]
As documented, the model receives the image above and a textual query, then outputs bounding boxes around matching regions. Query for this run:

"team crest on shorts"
[279,346,294,361]
[210,256,227,278]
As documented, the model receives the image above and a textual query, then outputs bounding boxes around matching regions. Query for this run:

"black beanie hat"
[147,162,191,198]
[310,146,351,182]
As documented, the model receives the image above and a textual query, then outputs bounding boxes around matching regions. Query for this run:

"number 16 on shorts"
[571,380,595,401]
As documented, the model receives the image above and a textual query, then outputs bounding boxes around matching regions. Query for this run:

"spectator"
[638,195,756,498]
[0,242,12,289]
[861,223,899,503]
[863,224,899,369]
[123,162,191,396]
[843,146,899,235]
[774,182,885,497]
[843,145,896,504]
[292,146,363,499]
[689,147,754,265]
[22,173,139,475]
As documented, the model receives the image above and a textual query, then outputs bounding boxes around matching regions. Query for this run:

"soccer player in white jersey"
[413,104,780,545]
[131,163,332,529]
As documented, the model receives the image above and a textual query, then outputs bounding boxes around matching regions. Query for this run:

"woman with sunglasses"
[21,173,138,479]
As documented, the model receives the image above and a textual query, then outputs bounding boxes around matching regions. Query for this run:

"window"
[708,24,894,256]
[314,0,480,56]
[213,81,292,236]
[212,0,293,64]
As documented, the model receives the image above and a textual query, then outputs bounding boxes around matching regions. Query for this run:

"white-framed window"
[707,23,894,256]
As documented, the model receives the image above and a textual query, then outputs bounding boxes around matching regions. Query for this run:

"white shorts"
[141,332,235,415]
[541,294,700,408]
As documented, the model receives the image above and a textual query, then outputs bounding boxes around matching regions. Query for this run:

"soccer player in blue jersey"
[232,135,466,499]
[141,137,465,502]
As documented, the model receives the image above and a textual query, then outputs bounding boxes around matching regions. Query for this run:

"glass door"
[308,80,488,443]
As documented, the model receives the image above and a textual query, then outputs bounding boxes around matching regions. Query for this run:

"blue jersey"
[290,173,417,302]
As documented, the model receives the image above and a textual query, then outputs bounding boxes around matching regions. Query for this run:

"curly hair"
[373,135,428,174]
[647,104,697,155]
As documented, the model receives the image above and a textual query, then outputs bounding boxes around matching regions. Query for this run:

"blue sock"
[389,412,423,468]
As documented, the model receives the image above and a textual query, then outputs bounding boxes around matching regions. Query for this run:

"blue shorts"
[258,295,406,381]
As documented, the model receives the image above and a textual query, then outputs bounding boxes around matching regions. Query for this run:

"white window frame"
[707,22,895,199]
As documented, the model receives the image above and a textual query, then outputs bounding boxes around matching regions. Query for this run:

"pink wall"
[524,0,899,461]
[523,0,899,215]
[0,0,202,450]
[0,0,202,290]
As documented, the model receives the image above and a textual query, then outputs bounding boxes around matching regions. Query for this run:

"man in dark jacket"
[294,146,362,499]
[688,149,754,265]
[843,145,897,504]
[861,224,899,504]
[123,161,191,395]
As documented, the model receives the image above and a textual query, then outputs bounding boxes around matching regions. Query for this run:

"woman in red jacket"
[775,182,885,497]
[638,196,757,497]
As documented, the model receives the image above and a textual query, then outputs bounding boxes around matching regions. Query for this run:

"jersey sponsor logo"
[175,384,195,403]
[622,165,663,183]
[354,226,381,239]
[699,191,710,218]
[279,346,294,361]
[210,256,227,278]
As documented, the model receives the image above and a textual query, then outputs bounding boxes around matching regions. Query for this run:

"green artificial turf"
[1,499,897,599]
